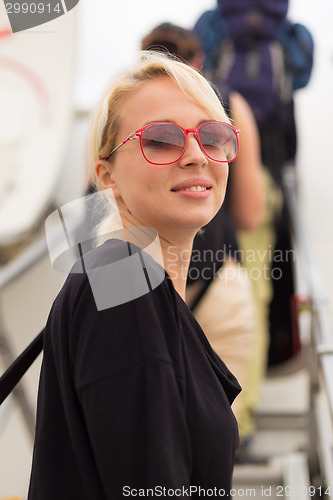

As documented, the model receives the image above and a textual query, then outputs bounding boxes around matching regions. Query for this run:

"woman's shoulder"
[72,237,143,271]
[59,238,169,308]
[48,239,182,387]
[49,239,183,361]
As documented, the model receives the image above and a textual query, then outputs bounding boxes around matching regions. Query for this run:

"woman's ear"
[95,160,120,197]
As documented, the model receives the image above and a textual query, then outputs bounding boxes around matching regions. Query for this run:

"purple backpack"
[214,0,291,126]
[218,0,288,39]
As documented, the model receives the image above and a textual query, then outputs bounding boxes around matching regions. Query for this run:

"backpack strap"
[0,328,45,405]
[193,8,228,74]
[278,20,314,91]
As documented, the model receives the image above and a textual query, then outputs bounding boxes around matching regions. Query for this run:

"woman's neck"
[158,235,193,301]
[118,207,196,300]
[121,224,193,301]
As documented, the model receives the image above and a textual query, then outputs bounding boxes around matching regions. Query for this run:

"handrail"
[0,233,49,291]
[282,165,333,488]
[0,206,84,439]
[0,201,84,291]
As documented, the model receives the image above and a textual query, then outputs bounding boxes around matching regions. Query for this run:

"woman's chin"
[186,208,218,229]
[170,214,213,234]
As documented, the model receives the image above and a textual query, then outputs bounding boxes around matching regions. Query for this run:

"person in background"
[28,51,241,498]
[142,23,278,458]
[193,0,314,366]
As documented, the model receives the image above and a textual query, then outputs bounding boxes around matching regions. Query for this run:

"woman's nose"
[179,134,208,168]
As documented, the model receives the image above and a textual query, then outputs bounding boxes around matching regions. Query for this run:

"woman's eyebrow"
[142,119,213,127]
[142,119,176,126]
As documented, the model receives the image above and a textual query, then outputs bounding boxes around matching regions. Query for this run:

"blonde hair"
[88,50,230,191]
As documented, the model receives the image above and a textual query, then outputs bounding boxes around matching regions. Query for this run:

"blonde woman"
[29,52,241,499]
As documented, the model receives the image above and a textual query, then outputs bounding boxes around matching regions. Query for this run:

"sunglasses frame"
[103,121,240,165]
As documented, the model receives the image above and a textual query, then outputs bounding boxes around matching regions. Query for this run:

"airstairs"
[232,166,333,499]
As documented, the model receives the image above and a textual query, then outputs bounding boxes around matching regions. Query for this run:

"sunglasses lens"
[141,123,185,164]
[199,122,238,162]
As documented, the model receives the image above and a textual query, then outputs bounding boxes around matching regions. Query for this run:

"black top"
[187,206,239,285]
[28,239,240,499]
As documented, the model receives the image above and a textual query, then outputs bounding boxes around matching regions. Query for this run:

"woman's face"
[97,77,229,241]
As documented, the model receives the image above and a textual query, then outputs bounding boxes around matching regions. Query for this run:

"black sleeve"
[69,276,192,498]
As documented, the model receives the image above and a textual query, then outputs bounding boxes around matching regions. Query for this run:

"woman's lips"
[171,177,212,191]
[172,189,211,199]
[171,178,212,198]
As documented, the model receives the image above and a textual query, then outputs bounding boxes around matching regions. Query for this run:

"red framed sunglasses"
[103,121,240,165]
